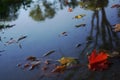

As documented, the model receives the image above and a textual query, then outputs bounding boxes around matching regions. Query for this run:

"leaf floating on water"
[68,8,73,12]
[75,24,86,28]
[73,14,86,19]
[111,4,120,8]
[43,50,55,57]
[51,65,66,73]
[61,32,68,36]
[24,63,30,68]
[88,49,109,71]
[18,44,22,49]
[26,56,37,61]
[75,44,81,48]
[44,60,50,65]
[16,63,22,67]
[113,24,120,32]
[6,39,16,45]
[58,57,78,66]
[29,61,41,70]
[17,35,27,42]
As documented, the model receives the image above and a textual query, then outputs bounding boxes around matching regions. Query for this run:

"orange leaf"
[88,50,109,71]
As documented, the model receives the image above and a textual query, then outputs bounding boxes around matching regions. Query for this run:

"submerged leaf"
[43,50,55,57]
[51,65,66,73]
[88,50,109,71]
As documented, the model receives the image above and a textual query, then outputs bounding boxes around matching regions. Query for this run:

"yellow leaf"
[58,57,77,66]
[74,14,86,19]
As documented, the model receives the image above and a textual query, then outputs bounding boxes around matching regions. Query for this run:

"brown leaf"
[24,63,30,68]
[61,32,68,36]
[111,4,120,8]
[26,56,36,61]
[113,24,120,32]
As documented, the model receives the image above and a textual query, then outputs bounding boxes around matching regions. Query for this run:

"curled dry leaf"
[113,24,120,32]
[43,50,55,57]
[75,24,86,28]
[111,4,120,8]
[88,50,109,71]
[17,35,27,42]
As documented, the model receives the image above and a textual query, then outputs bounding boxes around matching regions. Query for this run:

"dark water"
[0,0,120,80]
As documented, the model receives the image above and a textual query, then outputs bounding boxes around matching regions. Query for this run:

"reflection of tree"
[79,0,120,55]
[0,24,15,30]
[29,0,56,21]
[77,0,120,79]
[0,0,32,21]
[29,0,79,21]
[29,5,45,21]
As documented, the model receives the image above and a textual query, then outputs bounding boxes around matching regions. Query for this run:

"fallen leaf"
[16,63,22,67]
[26,56,37,61]
[111,4,120,8]
[42,66,48,71]
[6,39,16,45]
[44,60,50,65]
[51,65,66,73]
[17,35,27,42]
[68,8,73,12]
[61,32,68,36]
[75,44,81,48]
[75,24,86,28]
[29,61,41,70]
[88,50,109,71]
[58,57,78,66]
[24,63,30,68]
[113,24,120,32]
[43,50,55,57]
[73,14,86,19]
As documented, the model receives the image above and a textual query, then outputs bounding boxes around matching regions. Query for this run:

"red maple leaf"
[88,49,109,71]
